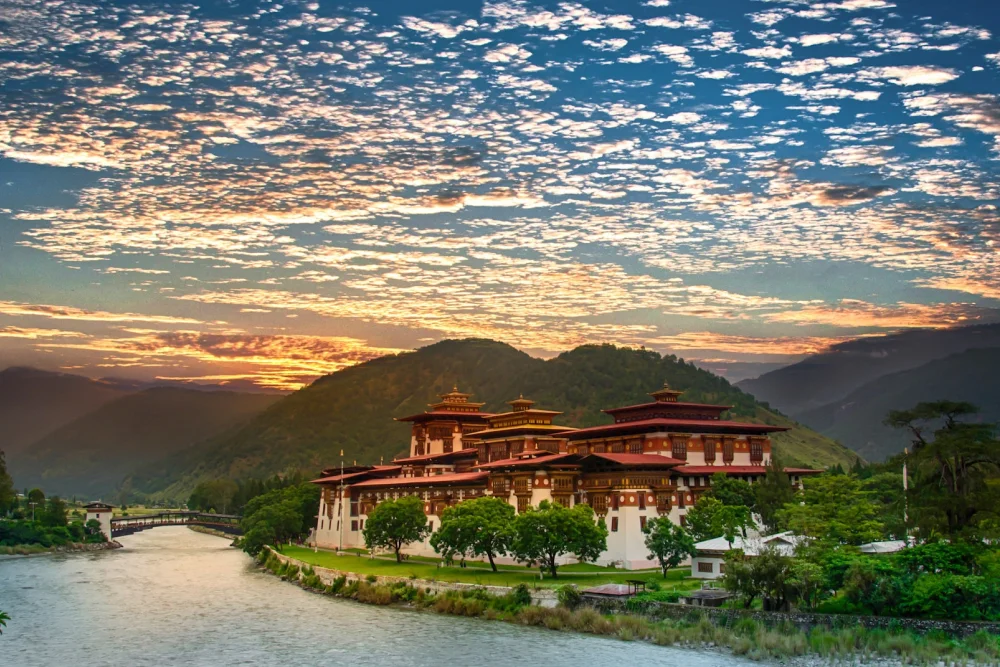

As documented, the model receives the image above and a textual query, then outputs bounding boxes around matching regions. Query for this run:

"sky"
[0,0,998,391]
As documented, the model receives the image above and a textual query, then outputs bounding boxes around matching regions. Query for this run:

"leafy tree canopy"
[778,474,884,546]
[430,496,515,571]
[362,495,430,563]
[511,501,607,578]
[642,517,696,577]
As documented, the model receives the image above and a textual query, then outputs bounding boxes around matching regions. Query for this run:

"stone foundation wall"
[584,598,1000,638]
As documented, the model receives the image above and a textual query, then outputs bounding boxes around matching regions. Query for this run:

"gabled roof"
[474,452,579,470]
[395,410,494,423]
[350,471,489,489]
[392,448,478,465]
[603,401,732,415]
[578,452,686,468]
[565,418,790,439]
[695,531,805,556]
[310,466,402,485]
[674,465,822,476]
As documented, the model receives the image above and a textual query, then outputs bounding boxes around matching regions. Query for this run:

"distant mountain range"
[736,324,1000,462]
[129,339,859,503]
[0,367,130,457]
[8,386,279,499]
[795,348,1000,462]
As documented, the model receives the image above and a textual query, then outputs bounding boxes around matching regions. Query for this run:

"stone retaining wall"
[584,597,1000,638]
[266,548,557,605]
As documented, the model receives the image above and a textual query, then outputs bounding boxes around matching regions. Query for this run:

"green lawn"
[280,546,699,590]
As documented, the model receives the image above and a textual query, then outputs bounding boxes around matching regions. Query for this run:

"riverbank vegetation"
[259,549,1000,664]
[711,401,1000,623]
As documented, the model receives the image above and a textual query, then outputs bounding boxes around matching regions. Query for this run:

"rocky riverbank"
[0,540,122,558]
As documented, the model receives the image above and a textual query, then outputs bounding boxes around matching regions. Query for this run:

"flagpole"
[902,448,909,539]
[339,449,344,553]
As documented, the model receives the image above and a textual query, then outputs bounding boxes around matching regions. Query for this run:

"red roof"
[392,448,478,465]
[395,410,494,423]
[673,466,823,475]
[604,401,731,414]
[474,452,579,470]
[350,471,489,489]
[579,452,686,467]
[566,418,789,439]
[310,466,402,485]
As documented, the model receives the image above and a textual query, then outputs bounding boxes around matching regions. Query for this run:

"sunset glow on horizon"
[1,0,998,390]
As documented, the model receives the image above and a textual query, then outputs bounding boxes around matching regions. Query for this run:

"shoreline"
[0,540,122,559]
[259,548,1000,665]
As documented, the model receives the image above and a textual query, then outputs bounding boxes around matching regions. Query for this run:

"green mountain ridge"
[130,339,859,502]
[11,386,280,499]
[795,347,1000,462]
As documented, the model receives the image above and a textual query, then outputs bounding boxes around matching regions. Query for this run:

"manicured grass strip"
[282,546,697,590]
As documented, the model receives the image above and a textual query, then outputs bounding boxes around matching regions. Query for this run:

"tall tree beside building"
[0,450,14,515]
[430,496,515,571]
[755,454,795,533]
[778,474,884,546]
[511,501,607,578]
[886,401,1000,537]
[685,496,754,545]
[362,496,430,563]
[642,517,696,578]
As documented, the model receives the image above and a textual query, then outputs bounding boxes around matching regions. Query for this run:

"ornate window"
[671,436,687,460]
[516,496,530,514]
[698,562,713,573]
[723,438,735,464]
[627,439,643,455]
[704,438,717,464]
[750,438,764,463]
[611,517,619,532]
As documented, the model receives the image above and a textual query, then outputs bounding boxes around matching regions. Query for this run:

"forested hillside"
[131,340,858,502]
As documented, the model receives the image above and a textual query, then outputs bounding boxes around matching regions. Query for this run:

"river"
[0,527,751,666]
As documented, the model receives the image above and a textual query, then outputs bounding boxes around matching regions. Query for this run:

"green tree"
[26,488,45,519]
[511,501,607,578]
[886,401,1000,536]
[754,454,795,533]
[685,496,755,545]
[188,479,239,513]
[707,473,756,509]
[84,519,107,543]
[722,545,796,611]
[239,483,320,555]
[0,450,15,515]
[40,496,68,528]
[778,474,884,545]
[362,495,430,563]
[0,610,8,635]
[642,517,696,577]
[430,496,515,571]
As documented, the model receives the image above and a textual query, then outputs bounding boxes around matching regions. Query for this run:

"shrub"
[330,575,347,593]
[557,585,582,610]
[509,584,532,607]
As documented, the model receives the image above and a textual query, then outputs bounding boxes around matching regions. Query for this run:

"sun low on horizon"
[1,0,998,391]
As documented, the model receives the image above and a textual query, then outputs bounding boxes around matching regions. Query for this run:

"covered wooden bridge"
[110,512,242,538]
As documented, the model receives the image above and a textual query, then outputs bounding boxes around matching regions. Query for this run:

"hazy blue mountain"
[10,387,280,499]
[737,324,1000,416]
[796,348,1000,461]
[0,367,129,457]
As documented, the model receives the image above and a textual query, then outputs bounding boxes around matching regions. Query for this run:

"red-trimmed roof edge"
[351,471,489,488]
[566,418,790,437]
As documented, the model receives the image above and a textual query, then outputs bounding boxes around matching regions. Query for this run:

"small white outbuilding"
[691,531,804,580]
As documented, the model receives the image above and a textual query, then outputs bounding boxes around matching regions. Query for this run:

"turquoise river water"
[0,526,754,666]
